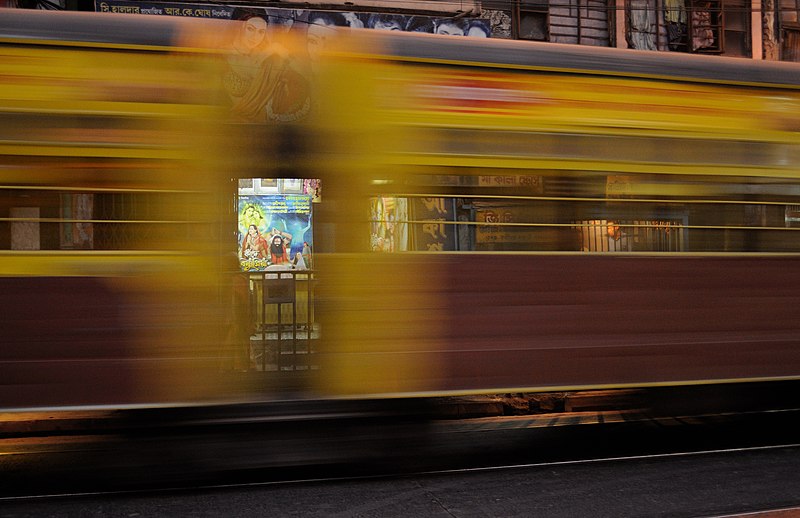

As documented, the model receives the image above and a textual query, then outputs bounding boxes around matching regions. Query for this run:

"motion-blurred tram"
[2,8,800,411]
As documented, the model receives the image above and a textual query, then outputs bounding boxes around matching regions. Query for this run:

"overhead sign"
[96,1,233,18]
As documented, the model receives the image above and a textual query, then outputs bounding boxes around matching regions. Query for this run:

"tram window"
[367,171,800,253]
[0,189,210,251]
[786,205,800,227]
[0,190,63,251]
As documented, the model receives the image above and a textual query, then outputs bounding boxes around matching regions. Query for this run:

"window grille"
[514,0,612,45]
[626,0,724,53]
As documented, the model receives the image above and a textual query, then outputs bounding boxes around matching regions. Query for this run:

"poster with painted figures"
[239,195,313,272]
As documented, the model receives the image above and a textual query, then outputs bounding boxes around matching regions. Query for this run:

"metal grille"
[576,219,684,252]
[248,270,318,373]
[551,0,612,46]
[626,0,724,53]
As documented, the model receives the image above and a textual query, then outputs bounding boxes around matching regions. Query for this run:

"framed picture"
[258,178,279,193]
[281,178,302,193]
[238,178,255,195]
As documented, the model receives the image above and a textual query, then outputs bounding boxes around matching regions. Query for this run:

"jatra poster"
[238,194,312,272]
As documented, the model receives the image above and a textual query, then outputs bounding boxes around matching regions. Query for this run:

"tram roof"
[366,30,800,88]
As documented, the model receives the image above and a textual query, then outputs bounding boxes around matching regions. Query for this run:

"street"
[2,444,800,517]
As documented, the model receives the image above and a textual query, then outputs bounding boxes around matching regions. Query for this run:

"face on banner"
[238,194,313,271]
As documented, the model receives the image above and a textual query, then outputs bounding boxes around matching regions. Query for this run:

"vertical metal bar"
[261,274,267,372]
[291,272,297,371]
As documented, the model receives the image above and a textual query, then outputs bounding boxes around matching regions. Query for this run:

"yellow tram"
[0,10,238,407]
[313,31,800,396]
[3,8,800,410]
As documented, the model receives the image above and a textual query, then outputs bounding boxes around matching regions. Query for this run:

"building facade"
[3,0,799,60]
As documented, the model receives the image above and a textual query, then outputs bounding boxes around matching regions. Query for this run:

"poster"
[370,197,408,252]
[60,193,94,250]
[238,194,313,272]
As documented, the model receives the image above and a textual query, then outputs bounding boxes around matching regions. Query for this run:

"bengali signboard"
[413,197,456,252]
[96,0,233,17]
[94,2,490,37]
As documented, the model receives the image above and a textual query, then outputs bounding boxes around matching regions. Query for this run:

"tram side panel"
[314,32,800,398]
[317,253,800,396]
[438,254,800,392]
[0,12,234,410]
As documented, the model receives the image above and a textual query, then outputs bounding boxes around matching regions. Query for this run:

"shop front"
[236,177,320,372]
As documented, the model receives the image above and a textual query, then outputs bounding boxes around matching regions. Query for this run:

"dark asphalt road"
[1,445,800,517]
[3,399,800,517]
